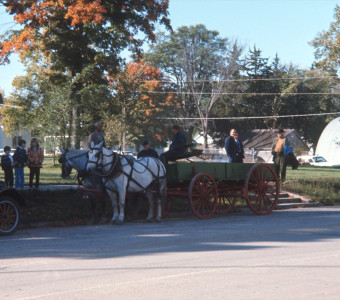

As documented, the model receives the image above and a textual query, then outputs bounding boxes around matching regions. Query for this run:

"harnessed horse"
[58,148,107,224]
[87,141,166,224]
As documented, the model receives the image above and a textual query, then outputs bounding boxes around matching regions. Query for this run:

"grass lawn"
[0,157,77,185]
[285,166,340,205]
[3,159,339,226]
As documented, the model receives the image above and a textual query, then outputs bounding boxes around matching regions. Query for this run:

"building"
[315,117,340,163]
[0,126,31,153]
[242,129,309,163]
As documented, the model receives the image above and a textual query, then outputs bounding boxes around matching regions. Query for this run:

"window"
[12,136,22,148]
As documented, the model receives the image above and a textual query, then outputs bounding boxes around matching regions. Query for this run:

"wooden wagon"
[77,158,280,220]
[163,161,280,219]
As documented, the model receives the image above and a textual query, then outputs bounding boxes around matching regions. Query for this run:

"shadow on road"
[2,207,340,260]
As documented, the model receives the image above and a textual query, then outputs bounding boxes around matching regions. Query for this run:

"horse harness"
[59,150,89,183]
[89,147,166,192]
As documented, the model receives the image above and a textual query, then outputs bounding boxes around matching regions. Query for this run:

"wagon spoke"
[251,172,260,185]
[207,185,216,194]
[196,199,203,213]
[264,194,273,207]
[262,195,269,211]
[206,198,214,210]
[201,199,206,215]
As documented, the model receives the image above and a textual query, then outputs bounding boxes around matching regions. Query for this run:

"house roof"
[242,129,309,150]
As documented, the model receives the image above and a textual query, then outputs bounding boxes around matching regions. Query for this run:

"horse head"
[87,141,104,174]
[58,147,72,179]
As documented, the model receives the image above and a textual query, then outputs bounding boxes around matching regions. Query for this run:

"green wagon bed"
[164,161,279,219]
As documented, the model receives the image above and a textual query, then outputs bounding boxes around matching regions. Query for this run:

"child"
[27,138,44,188]
[1,146,14,187]
[13,140,27,189]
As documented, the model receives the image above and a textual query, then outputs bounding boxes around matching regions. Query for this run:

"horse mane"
[100,148,122,178]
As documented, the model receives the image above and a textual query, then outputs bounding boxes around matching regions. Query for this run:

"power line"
[137,76,339,83]
[155,111,340,120]
[147,91,340,96]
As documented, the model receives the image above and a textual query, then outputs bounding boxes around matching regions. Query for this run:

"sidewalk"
[21,185,78,191]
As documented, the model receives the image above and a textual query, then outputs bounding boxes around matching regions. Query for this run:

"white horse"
[87,141,166,224]
[58,148,107,224]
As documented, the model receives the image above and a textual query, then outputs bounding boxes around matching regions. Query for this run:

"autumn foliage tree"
[0,0,171,147]
[310,4,340,74]
[106,60,172,151]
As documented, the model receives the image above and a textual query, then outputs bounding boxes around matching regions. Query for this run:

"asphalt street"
[2,207,340,299]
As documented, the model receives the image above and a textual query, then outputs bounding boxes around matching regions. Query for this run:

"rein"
[60,150,89,180]
[88,148,120,178]
[88,147,166,193]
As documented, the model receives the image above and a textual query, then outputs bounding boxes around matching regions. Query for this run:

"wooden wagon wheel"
[161,195,173,219]
[244,163,279,215]
[188,172,218,219]
[0,197,20,236]
[215,193,238,215]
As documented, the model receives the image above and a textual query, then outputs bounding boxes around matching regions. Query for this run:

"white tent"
[315,117,340,163]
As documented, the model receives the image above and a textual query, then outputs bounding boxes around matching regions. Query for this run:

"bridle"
[88,147,119,177]
[59,150,89,179]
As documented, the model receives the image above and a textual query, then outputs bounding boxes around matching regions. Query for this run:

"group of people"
[88,123,187,165]
[1,138,44,189]
[224,127,290,182]
[89,121,289,182]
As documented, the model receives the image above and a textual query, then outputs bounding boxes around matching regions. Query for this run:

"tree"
[310,4,340,74]
[1,55,112,158]
[107,60,171,151]
[0,0,171,148]
[146,24,243,148]
[211,48,337,148]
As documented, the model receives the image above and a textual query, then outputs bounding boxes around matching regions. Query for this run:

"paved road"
[2,207,340,299]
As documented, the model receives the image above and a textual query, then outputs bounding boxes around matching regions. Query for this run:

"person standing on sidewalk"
[272,129,290,183]
[13,140,27,189]
[1,146,14,187]
[27,138,44,188]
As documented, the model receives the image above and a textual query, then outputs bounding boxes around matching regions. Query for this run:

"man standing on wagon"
[225,129,239,163]
[272,129,290,183]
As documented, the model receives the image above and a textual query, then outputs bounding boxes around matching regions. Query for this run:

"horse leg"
[88,198,97,225]
[98,196,108,225]
[145,189,154,222]
[107,190,118,224]
[117,190,126,224]
[156,179,166,222]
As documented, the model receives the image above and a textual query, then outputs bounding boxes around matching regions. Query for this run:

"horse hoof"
[88,217,97,226]
[110,219,117,225]
[116,220,124,225]
[98,217,108,225]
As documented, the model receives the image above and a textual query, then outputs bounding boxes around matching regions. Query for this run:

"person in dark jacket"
[1,146,14,187]
[224,129,239,163]
[137,140,159,159]
[13,139,27,189]
[234,132,245,163]
[160,124,186,165]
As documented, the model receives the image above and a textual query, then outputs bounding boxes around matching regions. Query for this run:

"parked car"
[296,155,340,167]
[0,183,25,236]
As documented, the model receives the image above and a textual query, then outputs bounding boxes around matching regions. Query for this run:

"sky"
[0,0,339,96]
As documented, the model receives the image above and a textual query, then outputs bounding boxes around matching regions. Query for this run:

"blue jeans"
[15,167,25,188]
